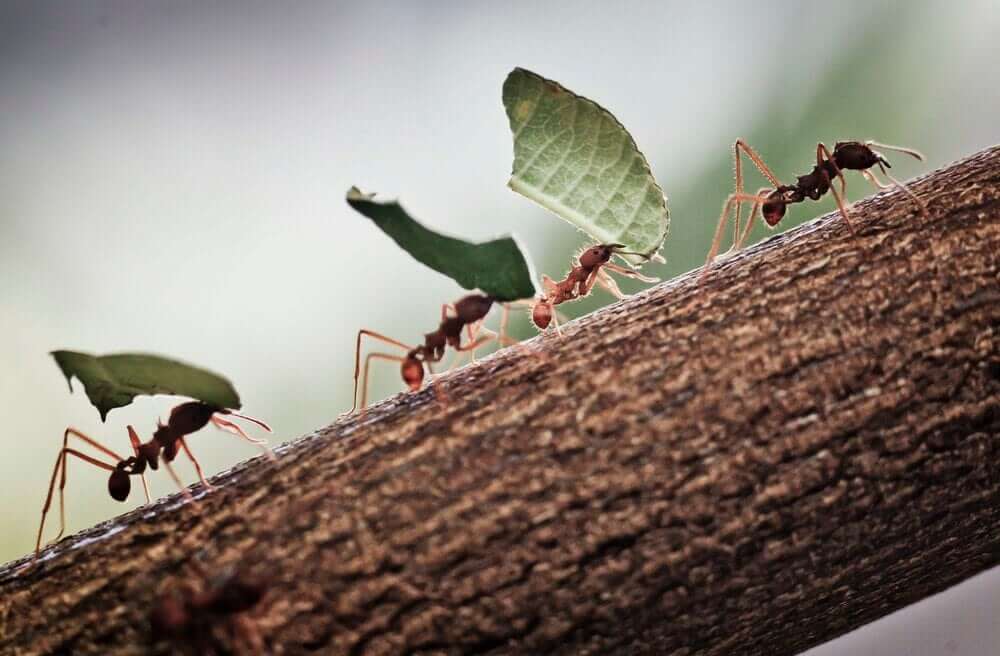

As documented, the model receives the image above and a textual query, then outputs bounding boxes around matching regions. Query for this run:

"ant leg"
[454,334,496,353]
[704,191,774,271]
[878,161,929,218]
[734,187,773,249]
[594,269,626,299]
[735,139,782,187]
[496,304,521,347]
[817,143,848,197]
[178,438,213,492]
[163,460,193,501]
[732,140,784,249]
[551,309,564,337]
[862,169,891,190]
[463,319,487,364]
[55,429,127,541]
[348,330,415,414]
[37,446,118,555]
[126,427,151,503]
[361,352,408,410]
[817,143,854,231]
[603,262,659,284]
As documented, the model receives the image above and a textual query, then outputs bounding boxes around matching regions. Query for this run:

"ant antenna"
[865,141,925,161]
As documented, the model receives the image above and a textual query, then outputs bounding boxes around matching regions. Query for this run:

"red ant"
[35,401,272,557]
[705,139,928,266]
[526,243,657,334]
[150,557,267,655]
[348,293,510,412]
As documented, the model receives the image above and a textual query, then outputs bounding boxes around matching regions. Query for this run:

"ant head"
[401,356,425,391]
[453,294,494,324]
[532,300,553,329]
[580,244,621,269]
[833,141,882,171]
[762,190,788,227]
[167,402,217,436]
[108,465,132,502]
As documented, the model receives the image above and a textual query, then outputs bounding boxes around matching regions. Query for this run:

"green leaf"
[503,67,669,265]
[51,350,242,421]
[346,187,537,302]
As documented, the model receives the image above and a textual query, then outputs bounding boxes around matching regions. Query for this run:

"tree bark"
[2,145,999,656]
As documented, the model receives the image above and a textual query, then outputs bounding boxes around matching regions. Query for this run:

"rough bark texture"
[2,146,999,656]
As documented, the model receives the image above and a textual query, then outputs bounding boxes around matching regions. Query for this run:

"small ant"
[150,558,267,655]
[705,139,928,266]
[348,293,509,412]
[527,243,657,334]
[35,401,272,557]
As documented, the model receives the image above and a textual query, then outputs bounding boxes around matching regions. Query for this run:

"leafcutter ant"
[525,243,658,334]
[150,557,267,655]
[35,401,272,557]
[348,293,511,412]
[704,139,928,267]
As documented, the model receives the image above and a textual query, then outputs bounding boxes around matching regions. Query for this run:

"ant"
[150,557,267,655]
[348,293,509,412]
[35,401,272,557]
[704,139,928,267]
[526,243,657,334]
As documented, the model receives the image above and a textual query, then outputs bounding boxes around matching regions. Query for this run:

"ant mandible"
[348,293,509,412]
[704,139,928,267]
[150,557,267,655]
[527,243,657,334]
[35,401,272,557]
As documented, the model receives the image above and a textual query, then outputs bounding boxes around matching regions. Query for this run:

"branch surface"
[2,145,1000,656]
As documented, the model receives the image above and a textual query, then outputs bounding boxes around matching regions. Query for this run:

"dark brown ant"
[705,139,928,266]
[35,401,272,557]
[348,293,509,412]
[526,243,657,334]
[150,558,267,655]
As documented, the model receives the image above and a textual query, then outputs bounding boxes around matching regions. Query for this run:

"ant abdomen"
[832,141,880,170]
[453,294,494,323]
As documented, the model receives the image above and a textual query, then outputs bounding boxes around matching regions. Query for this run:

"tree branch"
[2,145,999,655]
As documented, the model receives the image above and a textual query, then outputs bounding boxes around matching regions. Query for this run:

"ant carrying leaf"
[36,352,272,558]
[345,189,534,412]
[503,68,669,331]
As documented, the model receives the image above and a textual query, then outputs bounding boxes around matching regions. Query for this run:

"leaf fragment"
[346,187,537,302]
[503,67,669,264]
[51,350,242,421]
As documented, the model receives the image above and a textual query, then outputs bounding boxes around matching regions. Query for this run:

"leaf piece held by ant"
[51,351,242,421]
[346,187,537,302]
[503,67,669,266]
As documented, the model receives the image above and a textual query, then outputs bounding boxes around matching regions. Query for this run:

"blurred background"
[1,1,997,652]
